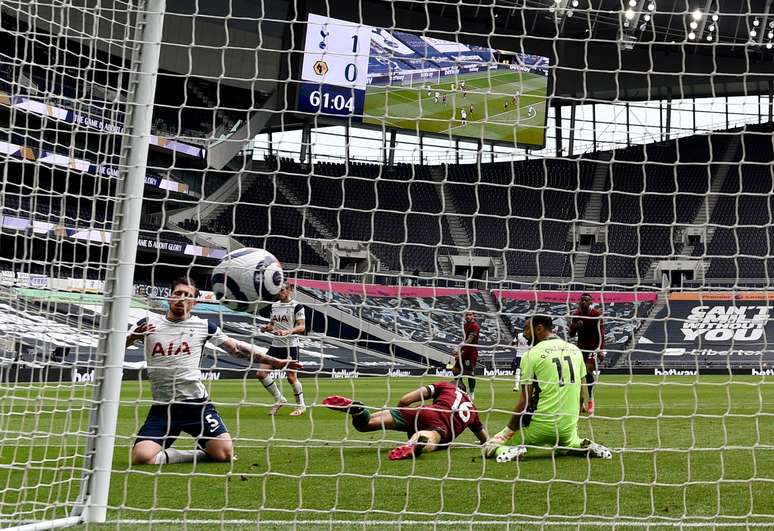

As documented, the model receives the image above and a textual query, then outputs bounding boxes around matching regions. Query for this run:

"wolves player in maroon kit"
[568,293,605,414]
[449,311,481,400]
[323,380,489,460]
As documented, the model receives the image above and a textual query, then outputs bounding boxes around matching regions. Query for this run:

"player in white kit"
[258,283,307,415]
[511,331,529,391]
[126,277,302,465]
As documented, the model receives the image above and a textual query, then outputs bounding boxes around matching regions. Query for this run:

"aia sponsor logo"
[151,341,191,356]
[271,314,290,324]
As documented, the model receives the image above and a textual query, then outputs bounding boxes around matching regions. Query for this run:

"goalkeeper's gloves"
[483,427,515,458]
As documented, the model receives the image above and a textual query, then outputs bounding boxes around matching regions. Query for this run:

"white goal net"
[0,0,772,528]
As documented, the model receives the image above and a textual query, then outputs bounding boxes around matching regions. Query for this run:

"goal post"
[75,0,165,525]
[0,1,164,529]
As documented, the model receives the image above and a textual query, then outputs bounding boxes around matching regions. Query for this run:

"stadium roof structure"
[7,0,774,136]
[157,0,774,102]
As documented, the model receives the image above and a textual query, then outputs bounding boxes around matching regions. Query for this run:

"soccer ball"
[211,248,284,312]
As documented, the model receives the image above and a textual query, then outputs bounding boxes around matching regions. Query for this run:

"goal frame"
[4,2,165,529]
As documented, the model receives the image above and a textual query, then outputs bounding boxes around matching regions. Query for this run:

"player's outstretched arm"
[474,427,489,445]
[126,322,155,348]
[487,384,530,450]
[396,386,432,408]
[221,338,303,371]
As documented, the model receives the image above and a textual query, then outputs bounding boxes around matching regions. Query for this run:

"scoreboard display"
[298,13,372,118]
[297,13,550,147]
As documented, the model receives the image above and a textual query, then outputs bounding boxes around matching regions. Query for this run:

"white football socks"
[261,374,285,402]
[154,448,207,464]
[292,380,305,406]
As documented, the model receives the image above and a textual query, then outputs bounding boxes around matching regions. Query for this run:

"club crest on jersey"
[151,341,191,356]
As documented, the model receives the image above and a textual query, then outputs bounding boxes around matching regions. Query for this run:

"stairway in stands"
[571,152,611,279]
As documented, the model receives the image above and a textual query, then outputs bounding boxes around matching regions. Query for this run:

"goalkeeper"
[485,315,612,462]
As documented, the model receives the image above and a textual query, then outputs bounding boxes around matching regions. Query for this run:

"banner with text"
[636,292,774,365]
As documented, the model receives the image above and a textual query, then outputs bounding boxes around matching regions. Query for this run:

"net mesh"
[0,0,772,528]
[0,0,139,525]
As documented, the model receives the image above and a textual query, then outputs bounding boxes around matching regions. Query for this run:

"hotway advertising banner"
[636,292,774,365]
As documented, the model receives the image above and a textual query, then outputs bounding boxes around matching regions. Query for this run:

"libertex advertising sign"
[637,292,774,362]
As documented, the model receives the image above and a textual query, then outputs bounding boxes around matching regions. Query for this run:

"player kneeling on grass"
[126,277,302,465]
[324,380,489,460]
[484,315,611,462]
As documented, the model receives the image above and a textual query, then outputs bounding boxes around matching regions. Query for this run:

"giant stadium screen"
[298,13,550,148]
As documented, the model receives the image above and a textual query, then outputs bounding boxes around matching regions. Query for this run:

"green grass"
[0,375,773,528]
[363,69,548,145]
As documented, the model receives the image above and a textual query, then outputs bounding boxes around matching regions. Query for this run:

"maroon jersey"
[400,381,483,443]
[461,321,480,355]
[569,307,605,352]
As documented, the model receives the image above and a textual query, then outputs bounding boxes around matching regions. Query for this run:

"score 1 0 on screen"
[298,14,371,118]
[297,13,551,147]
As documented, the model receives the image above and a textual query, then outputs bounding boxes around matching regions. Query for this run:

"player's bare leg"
[132,440,165,465]
[256,365,287,415]
[389,430,442,461]
[287,370,306,416]
[132,440,208,465]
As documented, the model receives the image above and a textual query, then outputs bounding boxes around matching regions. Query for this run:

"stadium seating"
[272,159,450,272]
[496,293,654,365]
[298,282,499,354]
[705,124,774,279]
[206,169,327,268]
[1,163,114,230]
[585,137,713,279]
[444,158,594,277]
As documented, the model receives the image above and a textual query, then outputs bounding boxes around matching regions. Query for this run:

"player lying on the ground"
[485,315,612,462]
[324,380,489,460]
[126,277,302,465]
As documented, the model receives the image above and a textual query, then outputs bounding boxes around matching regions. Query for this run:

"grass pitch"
[0,375,772,528]
[363,69,548,146]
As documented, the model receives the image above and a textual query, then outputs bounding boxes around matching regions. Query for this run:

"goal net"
[0,0,772,528]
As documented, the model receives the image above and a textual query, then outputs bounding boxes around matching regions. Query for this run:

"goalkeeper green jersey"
[518,337,587,432]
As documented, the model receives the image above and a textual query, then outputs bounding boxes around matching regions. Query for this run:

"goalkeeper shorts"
[506,421,583,450]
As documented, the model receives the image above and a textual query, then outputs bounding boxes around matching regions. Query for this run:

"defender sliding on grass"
[324,380,489,460]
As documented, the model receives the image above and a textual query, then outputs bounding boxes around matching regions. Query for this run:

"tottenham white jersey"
[268,300,305,348]
[513,332,529,357]
[133,313,229,402]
